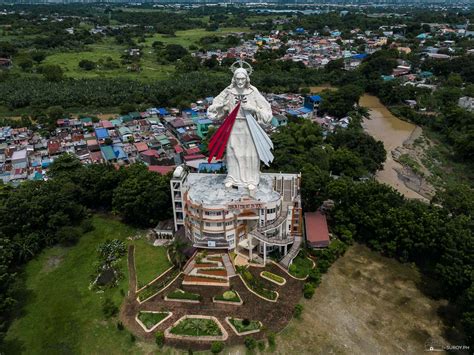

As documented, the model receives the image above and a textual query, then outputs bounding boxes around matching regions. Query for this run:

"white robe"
[207,85,273,187]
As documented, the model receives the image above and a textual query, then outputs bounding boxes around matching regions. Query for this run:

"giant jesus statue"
[207,61,273,191]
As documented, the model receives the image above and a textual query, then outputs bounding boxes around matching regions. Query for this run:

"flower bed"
[166,289,201,301]
[194,263,219,268]
[260,271,286,285]
[213,290,242,304]
[170,318,222,337]
[289,252,314,279]
[136,311,171,332]
[226,317,262,336]
[137,268,180,302]
[199,269,227,277]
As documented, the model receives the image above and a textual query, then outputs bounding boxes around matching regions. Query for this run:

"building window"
[225,221,233,226]
[216,222,222,227]
[267,208,276,214]
[205,211,222,216]
[205,222,211,227]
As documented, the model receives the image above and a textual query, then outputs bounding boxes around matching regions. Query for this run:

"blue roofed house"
[304,95,322,110]
[196,118,213,139]
[271,115,288,128]
[95,128,109,141]
[198,162,224,173]
[100,145,128,162]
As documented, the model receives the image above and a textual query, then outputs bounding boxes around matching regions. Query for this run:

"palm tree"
[167,239,188,269]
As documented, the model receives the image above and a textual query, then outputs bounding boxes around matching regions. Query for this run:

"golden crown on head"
[230,59,253,76]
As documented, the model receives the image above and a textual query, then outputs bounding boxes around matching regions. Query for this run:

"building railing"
[249,229,293,246]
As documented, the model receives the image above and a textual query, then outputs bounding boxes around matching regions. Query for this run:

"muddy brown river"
[359,95,428,201]
[310,86,427,200]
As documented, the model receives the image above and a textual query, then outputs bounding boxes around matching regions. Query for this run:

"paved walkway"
[279,236,302,268]
[222,253,236,277]
[127,245,137,295]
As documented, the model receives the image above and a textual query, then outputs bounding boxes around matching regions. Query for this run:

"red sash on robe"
[207,102,241,163]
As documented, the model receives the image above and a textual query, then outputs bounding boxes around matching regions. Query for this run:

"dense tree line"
[0,155,171,348]
[0,65,328,112]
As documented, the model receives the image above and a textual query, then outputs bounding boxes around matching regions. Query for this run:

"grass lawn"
[170,318,222,337]
[289,252,314,279]
[143,27,251,49]
[228,318,261,333]
[137,311,169,330]
[134,238,171,289]
[3,215,141,354]
[42,40,174,81]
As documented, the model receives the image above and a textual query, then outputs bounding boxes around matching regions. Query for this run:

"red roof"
[47,140,61,155]
[183,154,205,161]
[134,142,148,152]
[185,147,201,155]
[141,149,160,157]
[148,165,175,175]
[174,145,184,153]
[90,151,103,162]
[305,211,330,248]
[101,120,113,129]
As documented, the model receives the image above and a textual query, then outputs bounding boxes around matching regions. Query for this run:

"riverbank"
[359,95,431,201]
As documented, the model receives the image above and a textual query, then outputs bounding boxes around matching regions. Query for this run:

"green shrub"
[102,297,118,318]
[130,334,136,343]
[223,290,236,300]
[117,321,124,331]
[155,331,165,348]
[268,332,276,348]
[257,340,266,351]
[243,270,254,282]
[244,336,257,350]
[294,304,304,319]
[80,218,94,233]
[303,283,315,299]
[167,289,201,301]
[242,318,250,326]
[308,268,321,285]
[211,341,224,354]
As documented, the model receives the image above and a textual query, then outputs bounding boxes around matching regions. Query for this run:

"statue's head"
[232,68,250,90]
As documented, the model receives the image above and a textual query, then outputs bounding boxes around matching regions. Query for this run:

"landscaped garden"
[227,318,262,334]
[169,318,222,337]
[137,268,180,302]
[237,266,278,301]
[134,238,171,289]
[289,251,315,279]
[261,271,286,285]
[136,311,170,331]
[214,290,242,303]
[166,289,201,301]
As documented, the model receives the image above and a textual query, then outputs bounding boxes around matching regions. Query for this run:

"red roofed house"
[183,154,206,161]
[47,140,61,156]
[304,210,330,248]
[134,142,148,153]
[185,147,201,155]
[148,165,175,175]
[100,120,114,129]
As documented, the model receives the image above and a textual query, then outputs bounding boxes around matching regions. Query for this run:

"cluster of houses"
[0,89,355,185]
